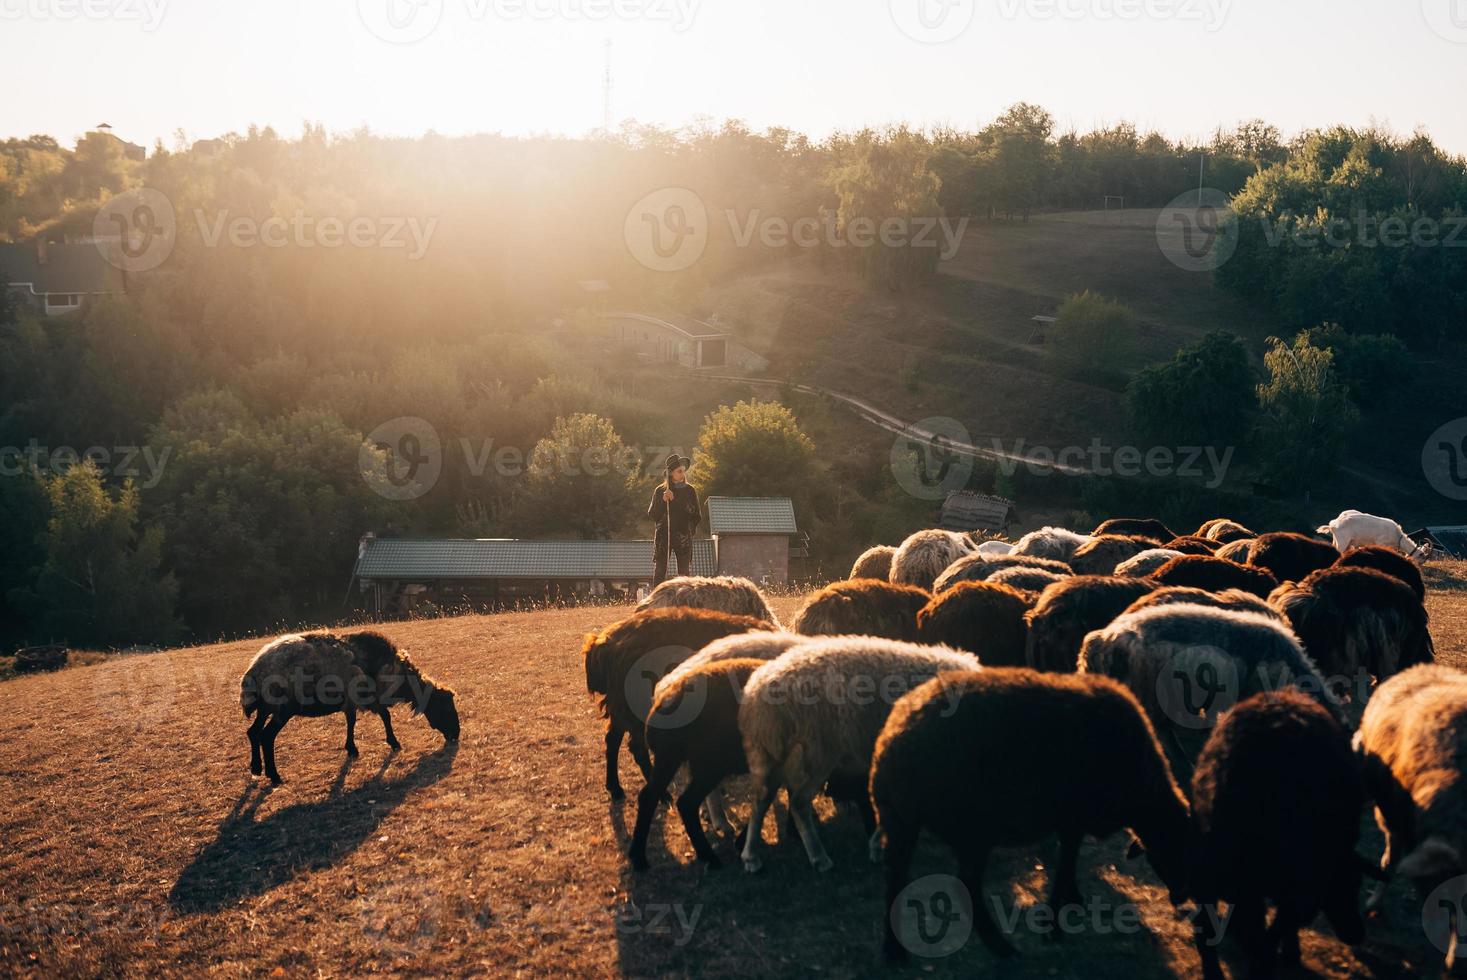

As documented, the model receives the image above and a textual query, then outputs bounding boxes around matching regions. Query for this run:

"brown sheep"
[1246,532,1340,585]
[636,575,780,625]
[1024,575,1162,673]
[987,566,1068,593]
[1151,554,1280,598]
[916,580,1034,666]
[1215,538,1253,563]
[890,528,974,590]
[849,545,897,581]
[1124,585,1281,620]
[1162,535,1222,555]
[1069,535,1165,575]
[933,552,1073,592]
[1094,517,1176,541]
[790,579,930,641]
[583,607,774,800]
[1196,518,1255,543]
[1335,545,1426,602]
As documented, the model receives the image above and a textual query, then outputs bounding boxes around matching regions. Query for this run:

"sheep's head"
[424,687,460,742]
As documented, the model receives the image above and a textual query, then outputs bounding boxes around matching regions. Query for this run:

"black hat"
[664,454,691,471]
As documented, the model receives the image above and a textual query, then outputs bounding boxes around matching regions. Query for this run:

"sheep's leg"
[788,786,834,873]
[343,704,359,757]
[1265,901,1307,970]
[627,728,656,785]
[261,710,294,786]
[881,817,919,964]
[702,786,733,838]
[1192,901,1226,980]
[1047,830,1084,929]
[629,752,682,872]
[676,765,729,869]
[959,845,1017,958]
[376,705,401,751]
[604,721,626,801]
[247,711,269,775]
[740,779,778,874]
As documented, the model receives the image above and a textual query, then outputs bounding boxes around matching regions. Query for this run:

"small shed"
[1409,526,1467,560]
[706,497,798,585]
[938,491,1016,534]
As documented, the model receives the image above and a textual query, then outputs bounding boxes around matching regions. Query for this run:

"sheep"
[1196,518,1255,543]
[583,607,774,801]
[636,575,780,625]
[1188,690,1368,980]
[889,528,975,590]
[1024,575,1162,673]
[916,580,1034,667]
[1077,604,1338,767]
[656,631,806,699]
[987,567,1068,593]
[1335,544,1427,602]
[975,539,1015,557]
[871,668,1189,962]
[737,637,977,873]
[240,630,459,785]
[1246,532,1340,585]
[1355,664,1467,969]
[1123,585,1281,620]
[849,545,897,581]
[932,552,1072,592]
[1161,535,1221,555]
[1069,534,1164,575]
[1268,565,1434,688]
[1093,517,1177,541]
[1316,509,1425,558]
[789,579,930,642]
[1010,526,1094,563]
[1215,537,1253,564]
[1151,554,1280,598]
[1114,548,1185,577]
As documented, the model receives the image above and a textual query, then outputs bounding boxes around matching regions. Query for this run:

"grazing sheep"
[1215,538,1253,564]
[1094,517,1177,542]
[1077,604,1337,757]
[1011,526,1094,563]
[1162,535,1222,555]
[1269,566,1434,687]
[1188,690,1368,980]
[1124,585,1281,620]
[1197,518,1255,543]
[1335,545,1427,602]
[1070,535,1163,575]
[637,575,780,625]
[975,539,1015,557]
[849,545,897,581]
[1316,510,1425,558]
[738,637,977,873]
[1355,665,1467,969]
[916,580,1034,667]
[1025,575,1162,673]
[790,579,930,641]
[871,668,1189,962]
[1247,532,1340,585]
[656,631,805,698]
[1152,554,1280,598]
[932,553,1072,592]
[1114,548,1185,577]
[890,528,975,590]
[987,567,1067,593]
[241,631,459,785]
[583,608,774,801]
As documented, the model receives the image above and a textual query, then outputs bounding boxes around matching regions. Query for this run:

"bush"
[1251,333,1358,493]
[695,400,818,510]
[1298,323,1410,410]
[1128,331,1256,448]
[1049,291,1138,382]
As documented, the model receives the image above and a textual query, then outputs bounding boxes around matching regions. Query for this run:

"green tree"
[525,413,639,539]
[828,128,945,290]
[0,465,48,650]
[1128,331,1256,447]
[1049,291,1138,382]
[1298,323,1409,410]
[1252,333,1359,492]
[695,400,818,512]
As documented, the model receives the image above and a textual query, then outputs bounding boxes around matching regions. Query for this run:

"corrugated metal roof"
[939,492,1015,532]
[0,243,124,294]
[706,497,797,535]
[354,538,715,580]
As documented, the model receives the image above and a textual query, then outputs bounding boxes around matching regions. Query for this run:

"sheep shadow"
[169,745,457,914]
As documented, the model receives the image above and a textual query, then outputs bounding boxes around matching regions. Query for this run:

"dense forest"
[2,108,1464,649]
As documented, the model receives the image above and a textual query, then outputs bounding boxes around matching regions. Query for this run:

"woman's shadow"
[169,745,457,915]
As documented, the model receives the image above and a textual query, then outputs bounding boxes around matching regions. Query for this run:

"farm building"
[1410,525,1467,559]
[706,496,802,585]
[938,491,1016,534]
[0,241,125,315]
[352,535,716,616]
[599,312,769,371]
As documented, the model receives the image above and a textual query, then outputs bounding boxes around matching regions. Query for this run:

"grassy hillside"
[4,581,1467,977]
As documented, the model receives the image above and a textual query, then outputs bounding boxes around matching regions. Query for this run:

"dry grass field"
[3,577,1467,978]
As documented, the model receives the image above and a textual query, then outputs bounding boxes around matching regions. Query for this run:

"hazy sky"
[7,0,1467,154]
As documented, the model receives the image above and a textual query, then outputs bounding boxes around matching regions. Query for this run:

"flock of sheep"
[579,510,1461,976]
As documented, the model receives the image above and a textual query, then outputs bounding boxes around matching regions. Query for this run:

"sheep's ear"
[1398,836,1463,881]
[1126,834,1146,860]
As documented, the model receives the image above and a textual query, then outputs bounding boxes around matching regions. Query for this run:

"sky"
[6,0,1467,154]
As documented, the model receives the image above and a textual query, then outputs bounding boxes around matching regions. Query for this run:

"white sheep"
[1315,510,1426,559]
[1114,548,1185,577]
[1010,526,1094,563]
[889,528,975,589]
[636,575,781,625]
[975,539,1015,557]
[738,636,977,873]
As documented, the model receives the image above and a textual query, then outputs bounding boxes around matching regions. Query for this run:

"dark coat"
[647,482,701,537]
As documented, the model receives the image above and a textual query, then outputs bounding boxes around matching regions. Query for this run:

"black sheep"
[1152,554,1280,598]
[1246,532,1340,585]
[1024,575,1161,672]
[917,579,1034,666]
[1334,545,1426,602]
[1094,517,1176,541]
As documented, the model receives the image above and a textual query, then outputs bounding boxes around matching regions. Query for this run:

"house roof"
[706,497,798,535]
[0,243,124,295]
[603,312,727,340]
[354,538,716,581]
[939,491,1016,533]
